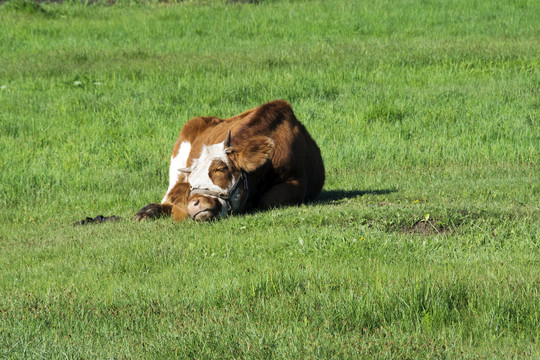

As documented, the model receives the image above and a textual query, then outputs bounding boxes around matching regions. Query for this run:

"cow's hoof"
[133,203,163,221]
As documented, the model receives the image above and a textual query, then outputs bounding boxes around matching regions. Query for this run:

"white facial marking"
[162,141,191,203]
[163,139,239,220]
[188,141,230,193]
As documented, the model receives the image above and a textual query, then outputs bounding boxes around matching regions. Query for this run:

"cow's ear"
[232,136,274,173]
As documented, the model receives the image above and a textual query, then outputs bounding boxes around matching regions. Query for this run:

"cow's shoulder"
[180,116,224,142]
[172,116,223,158]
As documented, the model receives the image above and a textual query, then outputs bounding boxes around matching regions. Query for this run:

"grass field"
[1,0,539,357]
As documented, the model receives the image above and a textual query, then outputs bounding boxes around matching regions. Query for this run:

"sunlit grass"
[0,0,539,358]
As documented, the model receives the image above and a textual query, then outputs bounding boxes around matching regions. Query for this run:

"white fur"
[188,141,230,193]
[162,141,191,203]
[187,140,240,218]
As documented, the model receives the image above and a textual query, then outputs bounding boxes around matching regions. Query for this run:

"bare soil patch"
[403,219,448,236]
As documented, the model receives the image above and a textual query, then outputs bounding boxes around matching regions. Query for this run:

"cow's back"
[298,122,325,202]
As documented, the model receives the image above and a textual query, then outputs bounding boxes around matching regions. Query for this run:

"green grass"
[1,0,539,358]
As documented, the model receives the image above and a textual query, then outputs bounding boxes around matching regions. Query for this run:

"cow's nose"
[188,197,215,221]
[188,198,202,213]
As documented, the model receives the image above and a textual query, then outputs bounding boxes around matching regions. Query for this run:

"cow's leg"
[135,181,191,222]
[258,179,306,209]
[133,202,191,222]
[171,205,190,222]
[133,203,172,221]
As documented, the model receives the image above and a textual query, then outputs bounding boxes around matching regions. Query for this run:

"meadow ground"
[0,0,539,358]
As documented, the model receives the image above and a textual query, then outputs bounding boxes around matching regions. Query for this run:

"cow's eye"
[215,167,227,173]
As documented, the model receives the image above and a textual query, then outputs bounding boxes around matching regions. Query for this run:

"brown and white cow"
[134,100,325,222]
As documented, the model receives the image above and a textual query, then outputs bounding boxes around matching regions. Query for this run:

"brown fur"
[228,136,274,173]
[208,159,232,189]
[134,100,325,222]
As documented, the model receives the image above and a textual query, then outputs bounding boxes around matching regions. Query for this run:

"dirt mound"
[403,219,447,235]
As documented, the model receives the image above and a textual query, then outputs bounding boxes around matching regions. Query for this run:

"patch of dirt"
[73,215,122,226]
[403,219,448,236]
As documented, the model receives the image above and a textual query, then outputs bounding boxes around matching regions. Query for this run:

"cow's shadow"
[315,189,397,204]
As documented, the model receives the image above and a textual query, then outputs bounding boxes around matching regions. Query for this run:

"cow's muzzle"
[188,172,248,219]
[187,196,224,221]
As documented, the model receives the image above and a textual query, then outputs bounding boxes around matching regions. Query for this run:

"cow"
[134,100,325,222]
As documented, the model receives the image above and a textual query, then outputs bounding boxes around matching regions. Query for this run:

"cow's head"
[180,131,274,221]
